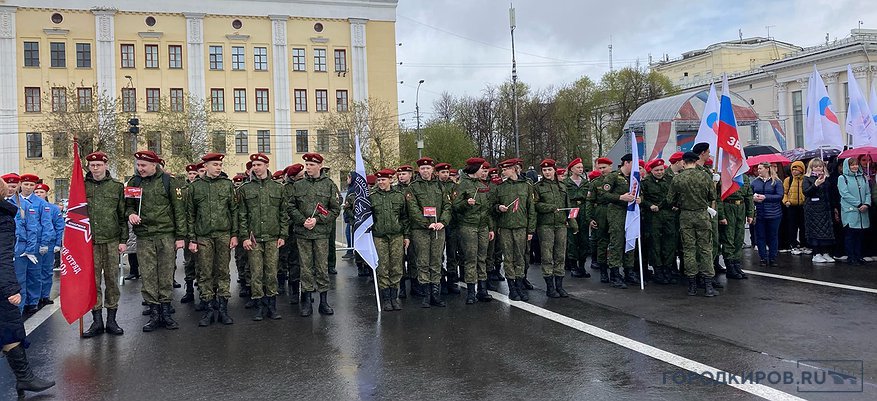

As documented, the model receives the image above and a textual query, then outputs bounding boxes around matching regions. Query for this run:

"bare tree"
[319,98,400,173]
[431,92,457,124]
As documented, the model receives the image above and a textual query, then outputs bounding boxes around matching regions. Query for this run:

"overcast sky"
[394,0,877,127]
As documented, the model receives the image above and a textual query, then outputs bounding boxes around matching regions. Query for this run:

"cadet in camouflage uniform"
[485,167,504,290]
[394,165,422,298]
[564,158,591,278]
[405,157,452,308]
[290,153,341,317]
[600,154,640,289]
[180,163,200,305]
[492,159,536,302]
[452,158,495,304]
[718,171,754,279]
[370,169,409,312]
[665,152,684,278]
[232,172,249,292]
[587,158,614,283]
[694,143,725,290]
[187,153,237,326]
[281,164,304,303]
[126,151,185,332]
[534,159,578,298]
[435,163,461,295]
[641,159,675,284]
[666,152,719,297]
[238,153,289,321]
[82,151,128,338]
[512,159,536,290]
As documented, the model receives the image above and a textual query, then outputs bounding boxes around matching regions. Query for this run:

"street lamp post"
[509,5,520,158]
[416,79,425,158]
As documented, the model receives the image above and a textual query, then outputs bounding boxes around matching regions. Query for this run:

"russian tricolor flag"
[717,74,747,200]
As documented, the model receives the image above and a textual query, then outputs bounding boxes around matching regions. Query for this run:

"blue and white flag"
[624,130,641,252]
[352,134,379,270]
[693,82,720,152]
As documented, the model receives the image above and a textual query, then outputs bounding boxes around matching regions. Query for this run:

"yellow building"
[0,0,399,200]
[651,37,801,89]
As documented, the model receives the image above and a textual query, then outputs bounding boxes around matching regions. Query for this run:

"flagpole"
[637,234,644,290]
[371,265,381,313]
[78,317,83,337]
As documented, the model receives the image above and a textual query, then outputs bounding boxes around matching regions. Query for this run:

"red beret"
[396,165,413,173]
[482,161,490,169]
[540,159,556,169]
[185,164,199,172]
[498,159,517,169]
[449,169,458,176]
[366,174,377,185]
[705,158,714,167]
[195,162,205,170]
[513,158,524,167]
[648,159,666,170]
[638,160,646,168]
[35,183,49,192]
[556,168,566,176]
[273,170,285,179]
[669,151,684,164]
[375,168,395,179]
[20,174,40,183]
[245,161,253,170]
[416,157,434,167]
[434,163,451,171]
[595,157,613,166]
[232,174,247,183]
[134,150,161,163]
[285,163,303,177]
[567,158,583,170]
[303,153,324,163]
[249,153,269,164]
[201,153,225,163]
[85,152,109,163]
[1,173,19,184]
[588,170,602,180]
[491,177,503,185]
[466,157,486,166]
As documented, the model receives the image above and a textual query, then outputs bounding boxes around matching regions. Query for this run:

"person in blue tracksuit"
[2,174,39,314]
[17,174,54,315]
[34,183,63,308]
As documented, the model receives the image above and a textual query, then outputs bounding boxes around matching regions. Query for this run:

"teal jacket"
[837,158,872,229]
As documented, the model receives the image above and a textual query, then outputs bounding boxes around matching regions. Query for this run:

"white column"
[349,18,369,103]
[796,78,808,149]
[93,10,117,100]
[184,13,206,101]
[0,6,19,173]
[270,15,292,167]
[775,82,788,121]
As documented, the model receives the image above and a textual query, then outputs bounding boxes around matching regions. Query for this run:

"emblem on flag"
[316,202,330,217]
[423,206,437,217]
[568,208,580,219]
[124,186,143,198]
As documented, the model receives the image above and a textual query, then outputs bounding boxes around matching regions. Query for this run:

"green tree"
[399,122,476,168]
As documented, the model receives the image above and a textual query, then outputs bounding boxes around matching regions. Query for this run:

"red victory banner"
[568,208,580,219]
[123,186,142,198]
[60,141,97,324]
[422,206,437,217]
[316,202,330,217]
[509,197,520,213]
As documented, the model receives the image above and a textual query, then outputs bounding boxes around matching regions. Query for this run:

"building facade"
[0,0,398,199]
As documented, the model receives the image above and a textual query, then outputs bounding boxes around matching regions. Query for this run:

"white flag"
[624,131,641,253]
[805,66,844,150]
[352,134,379,270]
[694,83,720,152]
[845,65,876,148]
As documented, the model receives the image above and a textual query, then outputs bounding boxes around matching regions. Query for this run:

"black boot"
[476,280,493,302]
[105,309,124,335]
[199,300,215,327]
[218,298,234,324]
[289,280,300,305]
[398,279,407,299]
[277,274,287,295]
[578,260,592,278]
[81,310,104,338]
[610,268,627,289]
[516,278,529,302]
[599,264,610,283]
[142,305,161,332]
[507,278,521,301]
[564,258,574,271]
[300,292,313,317]
[173,279,182,289]
[252,298,265,321]
[390,288,402,311]
[124,264,140,280]
[328,265,338,275]
[737,262,748,279]
[555,276,569,298]
[266,296,281,320]
[446,276,461,294]
[4,343,55,399]
[239,285,251,298]
[420,283,431,308]
[714,257,726,274]
[429,284,447,307]
[704,275,719,297]
[544,276,560,298]
[687,277,697,296]
[486,277,499,291]
[570,261,585,278]
[181,280,195,303]
[465,283,477,305]
[411,278,426,297]
[194,298,208,312]
[318,291,335,315]
[652,266,670,284]
[382,289,394,311]
[624,269,641,285]
[711,275,725,289]
[161,303,179,330]
[726,260,744,279]
[522,270,535,290]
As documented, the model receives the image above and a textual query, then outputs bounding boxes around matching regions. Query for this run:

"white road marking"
[24,300,61,335]
[488,289,806,401]
[741,269,877,294]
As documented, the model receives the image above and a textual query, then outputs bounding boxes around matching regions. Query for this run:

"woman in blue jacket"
[751,162,784,266]
[837,157,871,265]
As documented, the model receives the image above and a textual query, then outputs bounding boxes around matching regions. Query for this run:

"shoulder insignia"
[603,184,611,191]
[176,188,183,200]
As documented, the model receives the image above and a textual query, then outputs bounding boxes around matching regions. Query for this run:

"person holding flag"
[600,153,640,289]
[492,159,536,302]
[564,158,591,278]
[289,153,341,317]
[370,169,408,311]
[534,159,578,298]
[452,158,495,304]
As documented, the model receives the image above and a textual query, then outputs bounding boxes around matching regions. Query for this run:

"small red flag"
[316,203,330,217]
[510,198,520,213]
[60,141,97,324]
[568,208,579,219]
[423,206,437,217]
[124,186,143,198]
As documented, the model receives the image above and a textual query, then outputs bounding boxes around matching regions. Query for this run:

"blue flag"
[624,131,641,252]
[352,134,379,270]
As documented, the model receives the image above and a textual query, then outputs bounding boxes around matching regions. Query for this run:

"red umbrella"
[839,146,877,159]
[746,153,791,167]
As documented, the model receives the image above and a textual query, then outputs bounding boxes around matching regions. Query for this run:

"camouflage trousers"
[592,208,609,265]
[498,227,527,279]
[298,237,330,292]
[411,229,445,285]
[720,202,747,263]
[649,209,677,268]
[92,242,120,310]
[607,207,636,269]
[538,225,567,277]
[234,243,249,284]
[680,209,714,277]
[278,232,301,280]
[183,244,197,282]
[196,235,232,301]
[248,239,279,299]
[458,225,489,283]
[138,235,176,305]
[374,234,404,290]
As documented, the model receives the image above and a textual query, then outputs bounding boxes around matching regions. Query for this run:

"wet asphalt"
[3,227,877,401]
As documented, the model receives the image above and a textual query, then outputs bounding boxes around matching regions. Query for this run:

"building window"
[145,44,159,68]
[77,87,93,112]
[26,133,42,158]
[168,45,182,69]
[231,46,245,70]
[294,89,307,112]
[316,130,329,152]
[53,179,70,203]
[792,90,804,148]
[209,46,224,70]
[255,89,269,112]
[121,44,135,68]
[337,130,350,151]
[211,89,225,112]
[315,90,328,112]
[254,47,268,71]
[212,132,227,153]
[334,49,347,72]
[314,48,327,72]
[296,130,309,153]
[23,42,39,67]
[235,130,248,154]
[147,131,162,154]
[146,88,160,112]
[25,87,40,112]
[122,88,136,112]
[50,42,65,68]
[52,133,68,158]
[257,130,271,153]
[76,43,91,68]
[51,87,66,112]
[336,90,348,112]
[233,89,247,112]
[292,48,305,71]
[170,88,184,112]
[171,131,185,155]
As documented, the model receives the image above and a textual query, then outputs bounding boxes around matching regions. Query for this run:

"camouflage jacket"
[534,178,577,231]
[405,176,452,229]
[451,175,494,229]
[85,172,128,244]
[289,173,341,239]
[237,175,289,241]
[125,169,186,239]
[667,167,716,211]
[491,177,536,232]
[369,187,409,238]
[186,173,237,239]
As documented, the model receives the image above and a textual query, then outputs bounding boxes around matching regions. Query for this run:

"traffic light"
[128,118,140,134]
